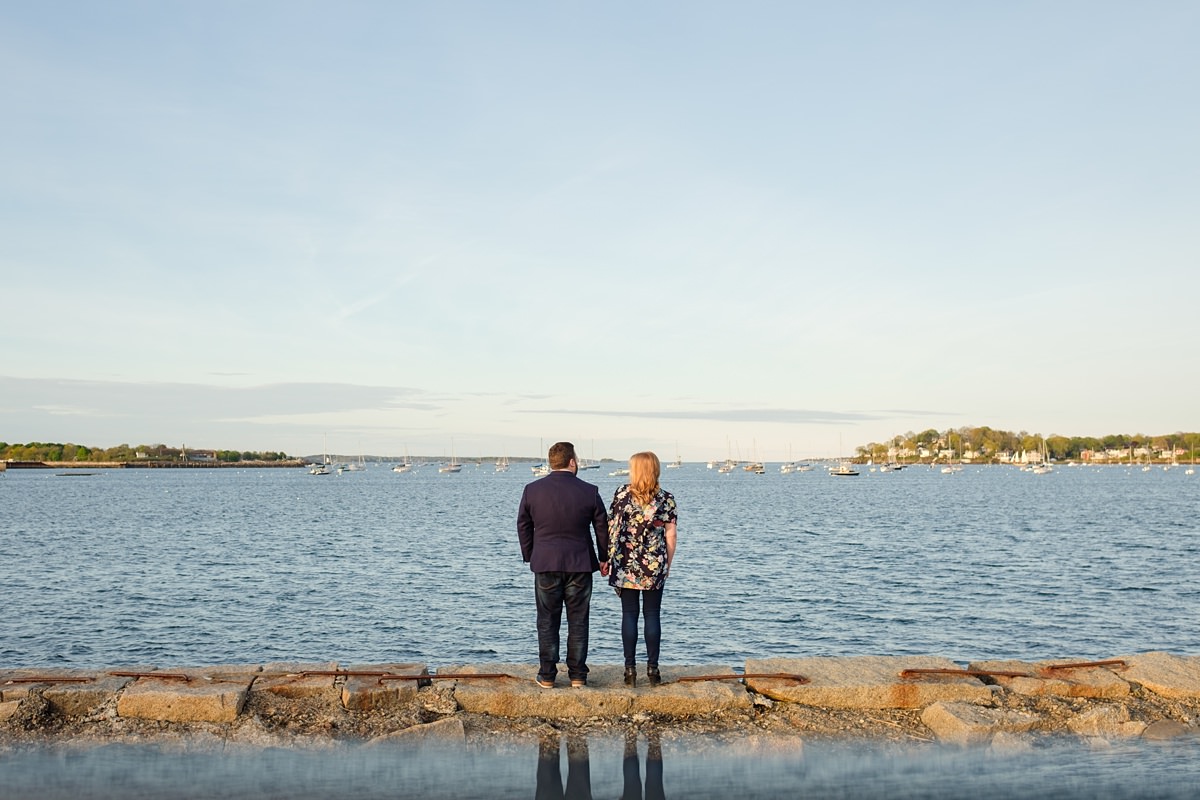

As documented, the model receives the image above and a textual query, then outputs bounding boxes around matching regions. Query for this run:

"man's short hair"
[548,441,576,470]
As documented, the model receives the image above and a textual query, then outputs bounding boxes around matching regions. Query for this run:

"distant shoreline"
[2,460,307,469]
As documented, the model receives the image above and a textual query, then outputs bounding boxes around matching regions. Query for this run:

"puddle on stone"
[2,733,1198,799]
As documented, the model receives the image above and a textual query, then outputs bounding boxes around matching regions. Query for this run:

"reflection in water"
[3,734,1200,798]
[622,729,664,800]
[535,729,665,800]
[536,733,592,800]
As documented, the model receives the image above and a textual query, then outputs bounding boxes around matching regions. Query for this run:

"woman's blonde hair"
[629,451,661,505]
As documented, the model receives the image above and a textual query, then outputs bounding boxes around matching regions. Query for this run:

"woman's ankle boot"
[647,665,661,687]
[624,666,637,687]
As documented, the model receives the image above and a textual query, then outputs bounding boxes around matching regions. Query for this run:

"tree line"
[0,442,292,463]
[856,427,1200,462]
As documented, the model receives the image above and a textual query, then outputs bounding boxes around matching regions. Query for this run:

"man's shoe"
[647,666,661,687]
[535,677,555,689]
[570,678,587,688]
[624,667,637,688]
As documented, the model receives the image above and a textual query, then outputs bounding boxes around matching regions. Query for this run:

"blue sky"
[3,2,1197,461]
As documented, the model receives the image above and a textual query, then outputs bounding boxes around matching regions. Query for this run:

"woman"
[606,451,677,687]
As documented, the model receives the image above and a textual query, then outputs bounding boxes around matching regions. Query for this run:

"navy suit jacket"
[517,470,610,573]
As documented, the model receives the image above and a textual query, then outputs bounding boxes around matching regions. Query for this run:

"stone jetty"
[3,652,1200,748]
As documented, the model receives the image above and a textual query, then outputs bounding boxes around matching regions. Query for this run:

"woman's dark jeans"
[620,588,663,667]
[535,571,593,682]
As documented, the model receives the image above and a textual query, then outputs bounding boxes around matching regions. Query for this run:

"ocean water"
[2,462,1196,670]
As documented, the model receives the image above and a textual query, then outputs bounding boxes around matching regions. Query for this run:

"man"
[518,441,609,688]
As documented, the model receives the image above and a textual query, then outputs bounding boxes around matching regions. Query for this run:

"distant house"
[183,449,217,462]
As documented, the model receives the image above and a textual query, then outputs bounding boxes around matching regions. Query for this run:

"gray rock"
[1142,720,1194,740]
[1067,704,1130,737]
[921,701,1040,746]
[364,717,467,746]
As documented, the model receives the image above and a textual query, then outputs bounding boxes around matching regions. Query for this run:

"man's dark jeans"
[535,571,593,683]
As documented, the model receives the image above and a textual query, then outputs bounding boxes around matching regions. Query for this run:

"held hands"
[599,561,610,577]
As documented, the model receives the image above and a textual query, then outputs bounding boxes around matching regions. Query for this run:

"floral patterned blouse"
[607,485,677,591]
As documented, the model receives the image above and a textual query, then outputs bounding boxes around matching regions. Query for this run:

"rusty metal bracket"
[296,671,404,678]
[108,671,191,682]
[294,670,431,686]
[674,672,810,684]
[1041,659,1128,673]
[900,668,1033,680]
[383,673,517,682]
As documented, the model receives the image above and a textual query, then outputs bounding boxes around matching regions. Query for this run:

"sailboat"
[345,447,367,471]
[941,432,963,473]
[495,455,510,473]
[830,434,859,476]
[439,441,462,473]
[743,439,764,473]
[577,441,600,470]
[392,446,414,473]
[666,443,682,469]
[1031,435,1053,474]
[309,435,332,475]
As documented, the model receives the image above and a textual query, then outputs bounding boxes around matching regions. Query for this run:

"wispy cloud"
[31,404,114,418]
[331,267,426,323]
[519,408,884,425]
[1,376,438,424]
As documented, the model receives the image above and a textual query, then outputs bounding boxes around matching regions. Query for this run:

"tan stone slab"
[45,675,134,717]
[921,701,1041,746]
[0,699,21,722]
[0,669,133,716]
[443,663,750,719]
[967,659,1131,699]
[745,656,993,709]
[1121,652,1200,700]
[363,717,467,747]
[0,670,32,703]
[115,667,253,724]
[633,665,753,716]
[0,668,103,702]
[254,661,342,700]
[443,663,633,718]
[341,663,428,711]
